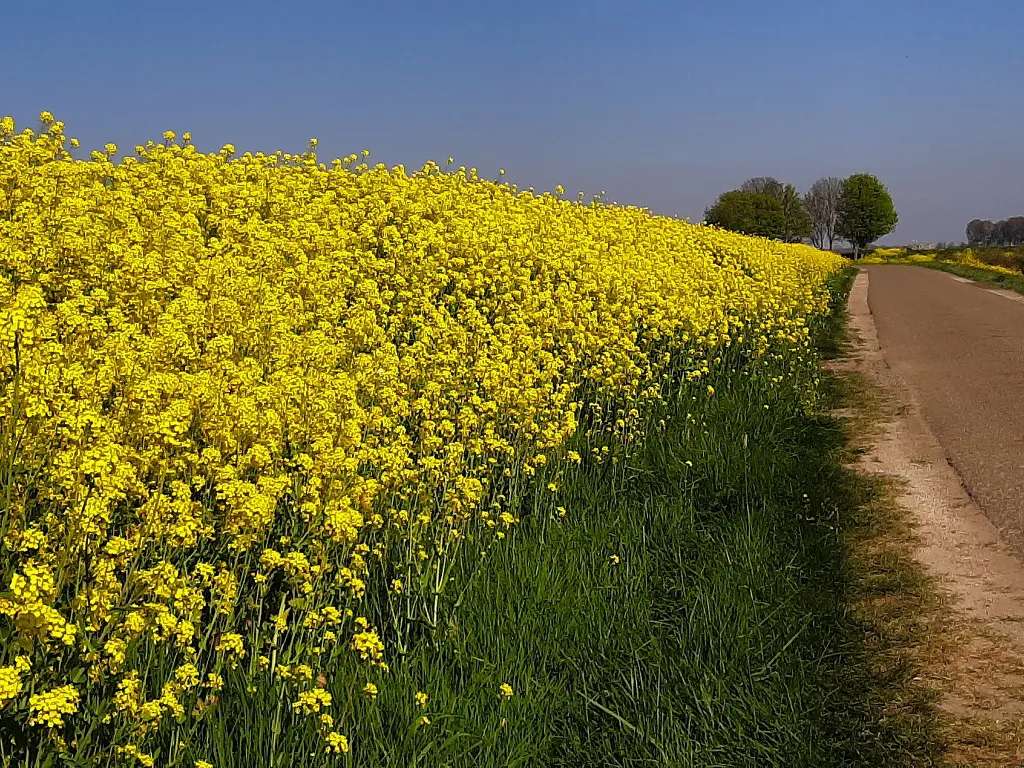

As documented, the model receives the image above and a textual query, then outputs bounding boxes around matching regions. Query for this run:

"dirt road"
[865,264,1024,555]
[849,267,1024,764]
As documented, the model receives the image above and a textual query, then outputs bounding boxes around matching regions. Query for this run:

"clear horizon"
[3,0,1022,245]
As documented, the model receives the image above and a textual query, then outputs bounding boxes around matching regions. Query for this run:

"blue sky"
[3,0,1022,244]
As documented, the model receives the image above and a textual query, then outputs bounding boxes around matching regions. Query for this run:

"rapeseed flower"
[28,685,79,728]
[0,114,843,763]
[324,731,349,753]
[0,666,21,708]
[293,689,332,715]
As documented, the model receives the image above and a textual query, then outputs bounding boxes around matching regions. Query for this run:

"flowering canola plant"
[0,113,845,763]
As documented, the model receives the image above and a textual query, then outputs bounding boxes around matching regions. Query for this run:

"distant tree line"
[965,217,1024,246]
[704,174,897,257]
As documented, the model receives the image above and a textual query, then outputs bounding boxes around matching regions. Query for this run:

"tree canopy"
[835,174,898,257]
[967,217,1024,246]
[740,177,785,198]
[704,173,897,253]
[804,177,843,250]
[739,177,812,242]
[705,191,785,239]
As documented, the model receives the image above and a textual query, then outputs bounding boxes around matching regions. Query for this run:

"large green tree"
[704,190,785,239]
[836,174,898,258]
[740,177,813,242]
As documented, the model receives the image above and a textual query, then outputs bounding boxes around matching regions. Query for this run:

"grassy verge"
[924,261,1024,293]
[196,270,946,766]
[863,251,1024,294]
[909,260,1024,293]
[824,366,945,766]
[909,245,1024,272]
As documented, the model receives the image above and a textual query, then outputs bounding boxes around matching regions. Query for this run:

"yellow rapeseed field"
[0,113,844,764]
[865,246,1022,277]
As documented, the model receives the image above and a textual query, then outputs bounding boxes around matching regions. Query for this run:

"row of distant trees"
[965,218,1024,246]
[704,174,898,257]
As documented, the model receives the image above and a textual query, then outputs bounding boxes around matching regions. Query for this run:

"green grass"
[916,260,1024,294]
[174,269,943,767]
[866,244,1024,294]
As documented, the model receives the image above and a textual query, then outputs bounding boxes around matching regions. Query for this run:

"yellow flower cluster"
[868,247,906,259]
[324,731,349,754]
[0,666,22,708]
[863,246,1021,276]
[0,113,843,761]
[293,688,332,715]
[27,685,79,728]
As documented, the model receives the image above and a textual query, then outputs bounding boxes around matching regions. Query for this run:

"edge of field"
[861,256,1024,294]
[814,274,948,765]
[822,294,949,764]
[306,267,954,768]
